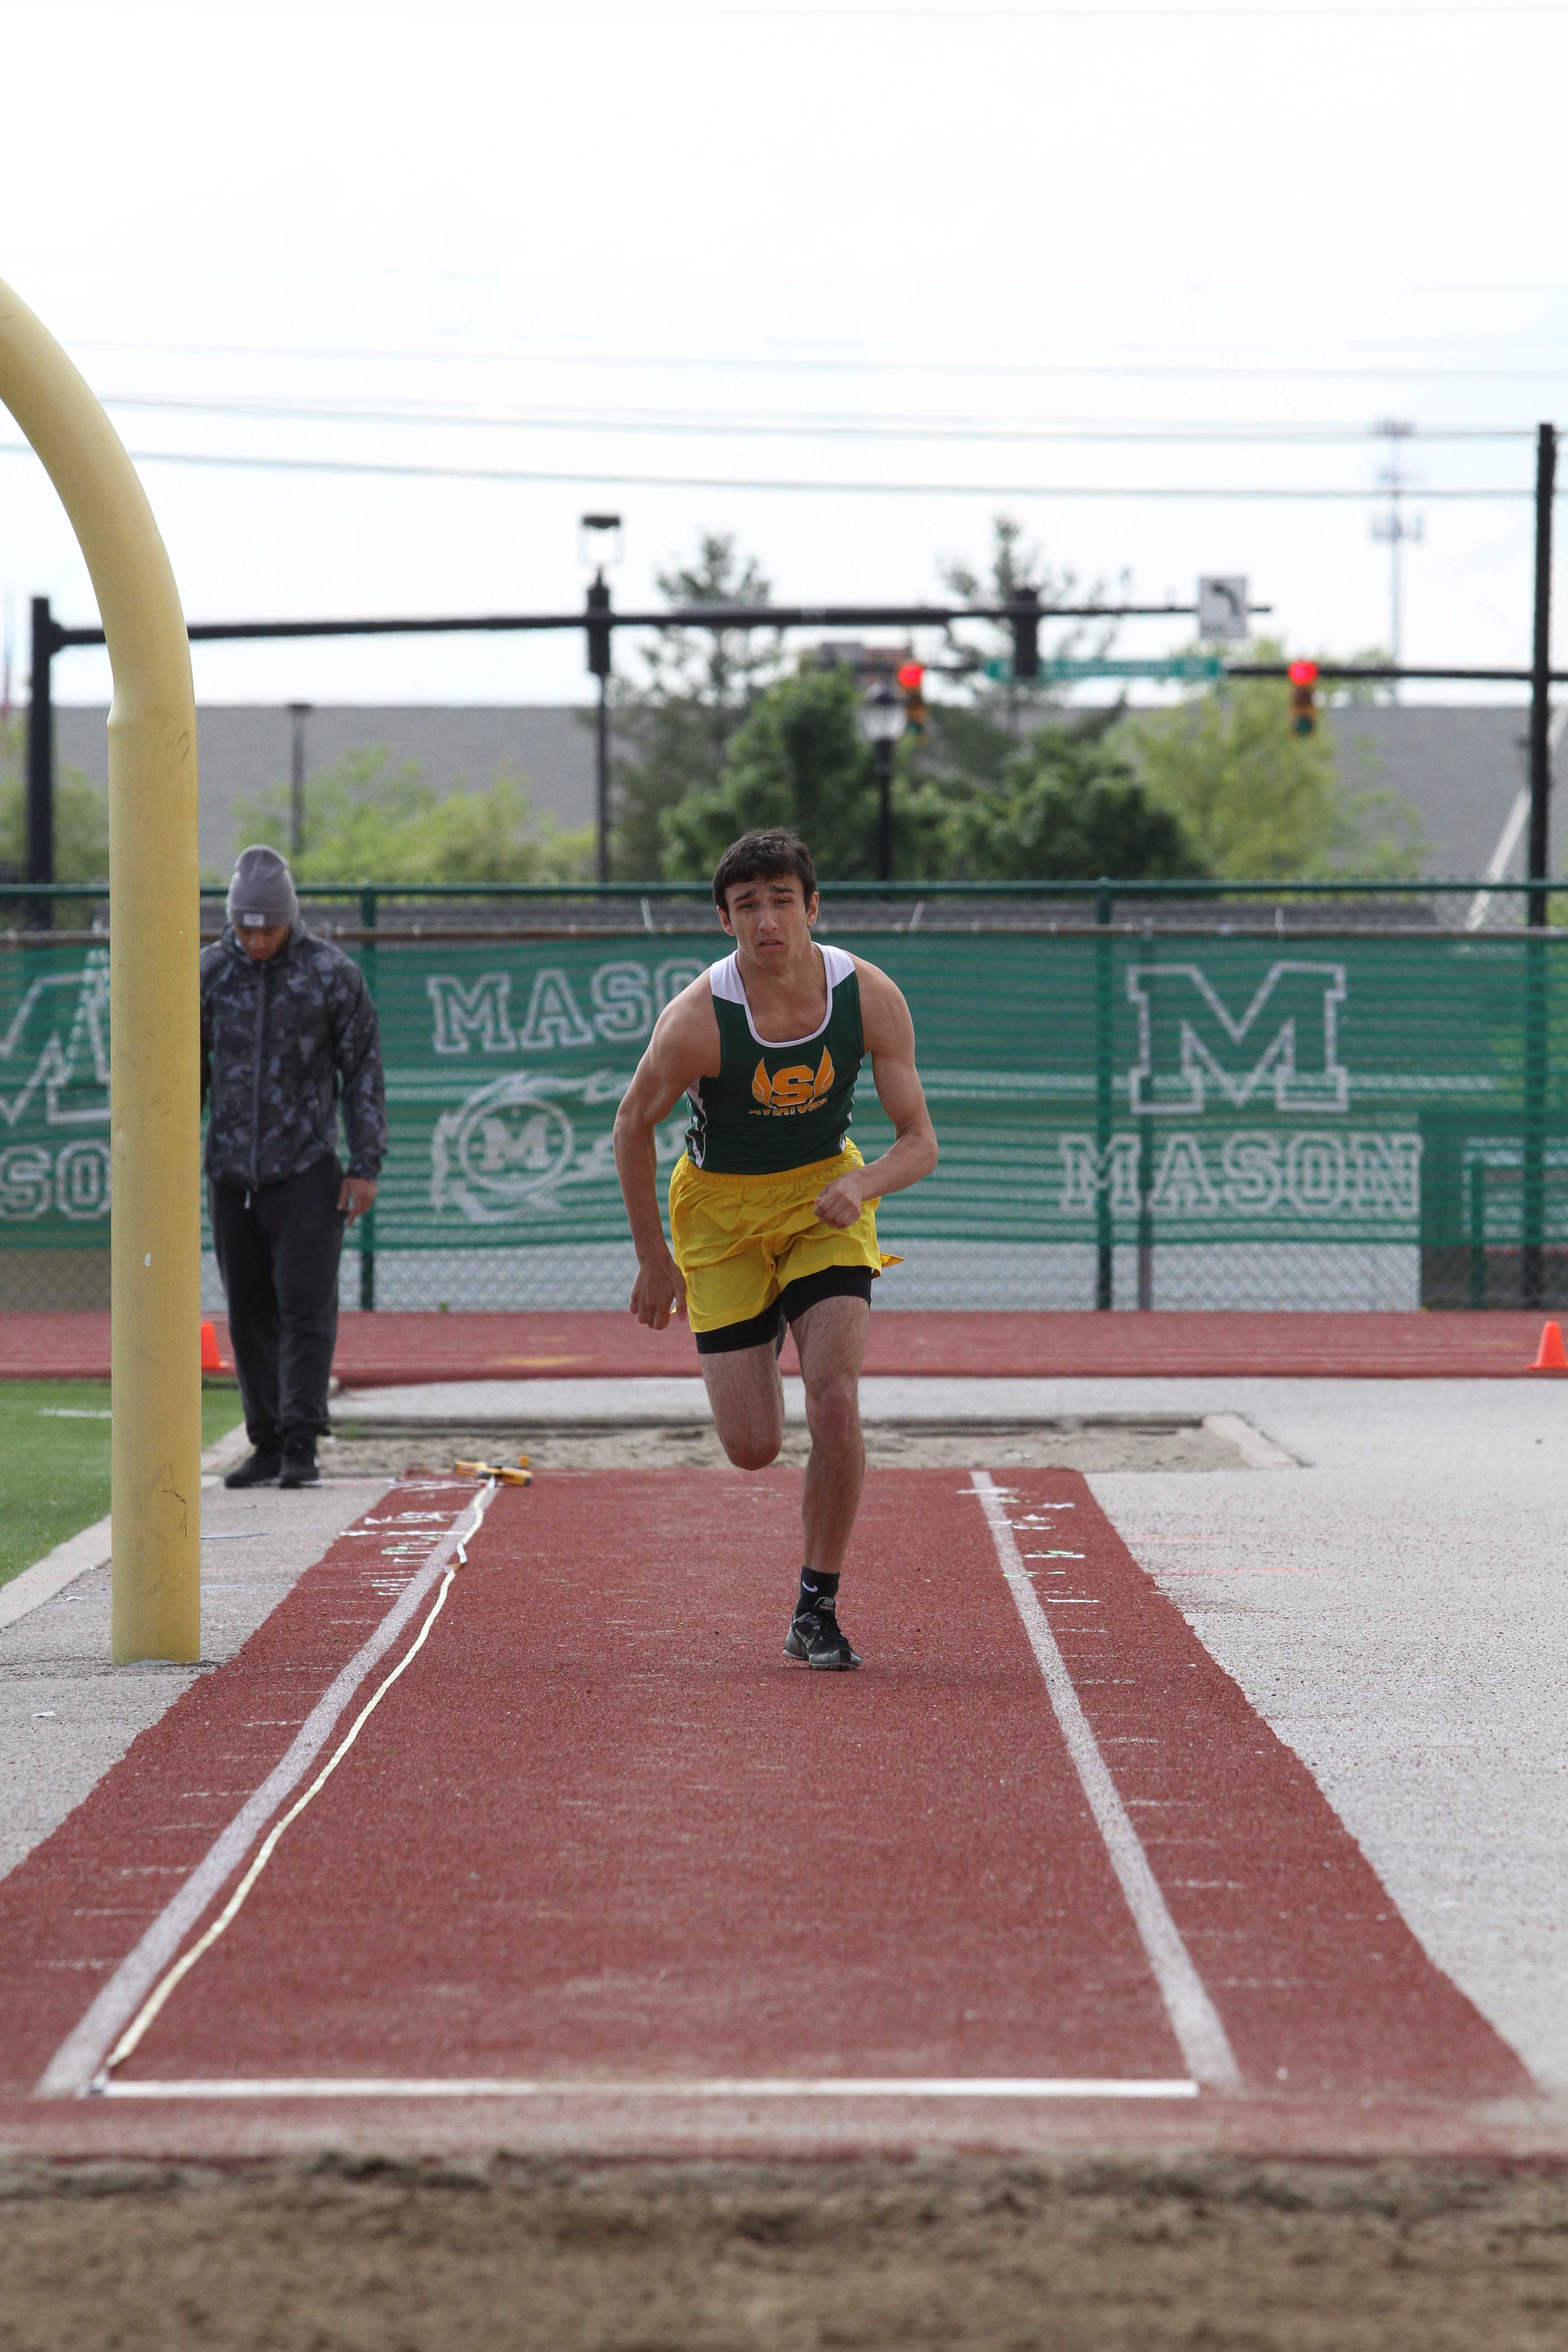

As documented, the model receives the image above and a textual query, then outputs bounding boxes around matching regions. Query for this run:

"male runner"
[612,828,937,1671]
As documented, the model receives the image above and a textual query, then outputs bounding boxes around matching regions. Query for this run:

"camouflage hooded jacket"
[200,926,387,1189]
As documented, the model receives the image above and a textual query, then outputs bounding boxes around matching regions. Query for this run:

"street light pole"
[287,701,312,863]
[579,513,622,887]
[856,679,906,883]
[586,573,612,885]
[26,594,57,928]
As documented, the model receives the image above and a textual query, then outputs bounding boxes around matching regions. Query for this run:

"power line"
[233,4,1568,15]
[64,336,1568,383]
[0,440,1532,498]
[90,393,1535,444]
[44,2,1568,13]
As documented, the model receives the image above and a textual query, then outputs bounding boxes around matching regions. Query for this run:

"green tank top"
[684,945,865,1176]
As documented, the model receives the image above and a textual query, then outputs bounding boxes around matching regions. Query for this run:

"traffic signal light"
[897,659,928,740]
[1288,658,1318,737]
[1010,585,1040,681]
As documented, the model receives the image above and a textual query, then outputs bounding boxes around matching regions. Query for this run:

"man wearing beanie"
[200,845,386,1488]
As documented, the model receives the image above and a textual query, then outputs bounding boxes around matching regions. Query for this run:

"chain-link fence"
[4,878,1566,1313]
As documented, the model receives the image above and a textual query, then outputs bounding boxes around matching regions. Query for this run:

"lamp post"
[286,701,312,862]
[857,679,906,882]
[579,512,622,884]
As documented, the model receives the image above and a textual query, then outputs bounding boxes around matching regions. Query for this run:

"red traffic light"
[896,661,925,691]
[1287,659,1318,686]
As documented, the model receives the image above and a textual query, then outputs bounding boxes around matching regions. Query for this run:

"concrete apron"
[0,1426,392,1885]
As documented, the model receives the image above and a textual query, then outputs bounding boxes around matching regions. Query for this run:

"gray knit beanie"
[227,845,299,931]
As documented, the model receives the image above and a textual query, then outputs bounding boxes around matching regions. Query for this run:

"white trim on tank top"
[708,945,855,1049]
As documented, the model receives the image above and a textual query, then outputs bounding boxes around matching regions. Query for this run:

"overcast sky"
[2,0,1564,711]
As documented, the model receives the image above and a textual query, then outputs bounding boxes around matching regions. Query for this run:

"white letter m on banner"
[1127,960,1349,1116]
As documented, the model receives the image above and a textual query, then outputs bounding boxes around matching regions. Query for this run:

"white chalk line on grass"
[95,2076,1200,2102]
[37,1481,497,2101]
[969,1470,1241,2093]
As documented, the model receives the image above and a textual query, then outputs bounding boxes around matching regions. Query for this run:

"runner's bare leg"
[791,1294,868,1579]
[701,1342,786,1470]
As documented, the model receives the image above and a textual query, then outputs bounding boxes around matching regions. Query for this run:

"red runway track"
[0,1469,1527,2131]
[1,1307,1563,1384]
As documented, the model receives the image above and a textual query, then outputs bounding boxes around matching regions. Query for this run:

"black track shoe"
[223,1449,282,1490]
[784,1603,862,1672]
[279,1445,322,1490]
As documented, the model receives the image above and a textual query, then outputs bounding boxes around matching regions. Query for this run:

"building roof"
[1324,704,1533,880]
[49,697,1547,886]
[53,703,598,877]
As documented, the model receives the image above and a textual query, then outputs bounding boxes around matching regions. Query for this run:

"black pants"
[211,1157,345,1453]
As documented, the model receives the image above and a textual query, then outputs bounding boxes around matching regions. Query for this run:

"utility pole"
[1522,420,1556,1312]
[1528,421,1556,928]
[1371,419,1422,694]
[287,701,312,863]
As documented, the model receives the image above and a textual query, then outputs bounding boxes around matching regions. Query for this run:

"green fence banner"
[4,931,1566,1291]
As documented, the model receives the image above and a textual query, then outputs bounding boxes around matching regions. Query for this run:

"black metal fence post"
[1468,1156,1487,1309]
[358,883,378,1311]
[1094,881,1115,1308]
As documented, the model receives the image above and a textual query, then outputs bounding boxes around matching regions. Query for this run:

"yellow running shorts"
[668,1141,898,1337]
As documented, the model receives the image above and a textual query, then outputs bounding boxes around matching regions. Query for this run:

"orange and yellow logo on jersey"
[751,1047,835,1115]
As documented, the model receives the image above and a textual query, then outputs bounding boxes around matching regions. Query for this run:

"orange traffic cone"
[200,1320,231,1373]
[1530,1319,1568,1372]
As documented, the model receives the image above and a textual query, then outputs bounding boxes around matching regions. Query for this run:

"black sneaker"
[223,1449,281,1490]
[784,1604,862,1672]
[279,1445,321,1489]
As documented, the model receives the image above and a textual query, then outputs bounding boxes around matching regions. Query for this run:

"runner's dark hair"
[712,830,817,911]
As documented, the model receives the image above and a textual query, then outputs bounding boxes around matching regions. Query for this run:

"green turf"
[0,1383,245,1591]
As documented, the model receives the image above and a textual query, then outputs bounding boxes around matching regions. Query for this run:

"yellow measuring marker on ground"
[454,1458,532,1486]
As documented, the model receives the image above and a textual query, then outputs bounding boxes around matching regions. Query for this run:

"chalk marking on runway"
[36,1482,496,2102]
[969,1470,1242,2093]
[95,2076,1200,2101]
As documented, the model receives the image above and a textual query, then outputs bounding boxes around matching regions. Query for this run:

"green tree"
[936,513,1127,742]
[611,532,783,878]
[944,724,1202,882]
[661,665,947,883]
[1122,643,1424,880]
[0,715,109,883]
[232,747,593,886]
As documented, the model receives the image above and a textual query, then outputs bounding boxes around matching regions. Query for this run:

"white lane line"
[96,2076,1200,2102]
[0,1514,112,1634]
[94,1499,491,2085]
[969,1470,1241,2092]
[36,1483,495,2101]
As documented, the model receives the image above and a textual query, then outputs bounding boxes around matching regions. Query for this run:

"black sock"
[798,1567,840,1615]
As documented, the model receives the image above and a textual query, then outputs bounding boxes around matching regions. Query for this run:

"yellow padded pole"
[0,276,200,1662]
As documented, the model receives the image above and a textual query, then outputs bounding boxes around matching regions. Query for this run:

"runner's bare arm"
[814,960,938,1231]
[612,982,720,1327]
